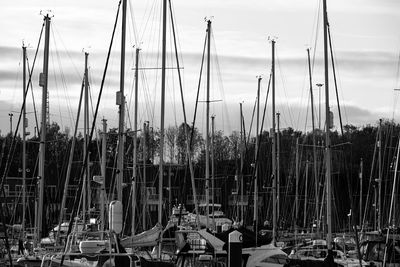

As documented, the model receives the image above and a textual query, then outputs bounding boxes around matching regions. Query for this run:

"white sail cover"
[120,223,163,247]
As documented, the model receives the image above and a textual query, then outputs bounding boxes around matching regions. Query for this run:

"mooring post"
[228,230,242,267]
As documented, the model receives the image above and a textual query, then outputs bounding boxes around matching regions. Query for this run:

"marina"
[1,0,400,266]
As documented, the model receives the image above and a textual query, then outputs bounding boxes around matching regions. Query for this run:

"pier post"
[228,230,242,267]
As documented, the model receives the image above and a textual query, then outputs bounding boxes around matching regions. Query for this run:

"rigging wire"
[55,77,85,242]
[275,50,295,128]
[127,0,139,47]
[311,0,322,74]
[167,17,178,127]
[168,0,201,223]
[383,132,400,263]
[138,0,158,44]
[327,24,344,135]
[52,25,81,131]
[247,98,256,146]
[391,47,400,119]
[52,26,82,79]
[191,33,207,136]
[139,0,161,127]
[244,73,271,223]
[10,59,20,115]
[50,34,63,129]
[126,48,136,128]
[381,123,393,227]
[140,55,155,123]
[299,52,311,133]
[135,1,158,125]
[0,20,44,193]
[241,104,248,152]
[0,22,45,262]
[303,92,311,134]
[211,29,232,133]
[87,77,105,177]
[362,127,379,229]
[27,59,40,135]
[396,46,400,88]
[61,1,122,263]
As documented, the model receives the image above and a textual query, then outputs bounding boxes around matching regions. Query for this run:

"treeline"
[0,119,399,232]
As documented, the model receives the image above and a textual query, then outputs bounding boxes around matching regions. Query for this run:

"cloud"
[1,41,398,136]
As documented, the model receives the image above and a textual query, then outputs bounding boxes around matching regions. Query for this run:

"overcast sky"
[1,0,399,137]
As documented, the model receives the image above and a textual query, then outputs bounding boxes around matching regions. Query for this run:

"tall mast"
[295,138,299,236]
[277,111,280,228]
[166,0,200,227]
[143,121,148,230]
[167,0,200,227]
[359,158,363,227]
[323,0,333,250]
[101,119,107,233]
[307,48,319,235]
[211,115,216,229]
[205,19,211,229]
[383,122,400,265]
[56,71,84,243]
[254,76,261,241]
[9,113,13,135]
[132,47,140,234]
[168,165,172,215]
[83,52,90,224]
[303,161,309,228]
[271,39,277,244]
[318,84,322,130]
[240,103,244,223]
[22,45,27,237]
[378,119,382,230]
[37,14,51,244]
[117,0,127,202]
[158,0,167,225]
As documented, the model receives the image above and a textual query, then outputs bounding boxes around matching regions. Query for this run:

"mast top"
[40,10,54,19]
[204,16,214,23]
[268,36,278,43]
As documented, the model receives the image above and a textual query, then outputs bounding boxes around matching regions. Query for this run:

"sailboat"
[173,14,290,267]
[14,12,57,267]
[285,1,369,266]
[186,20,232,232]
[15,2,149,267]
